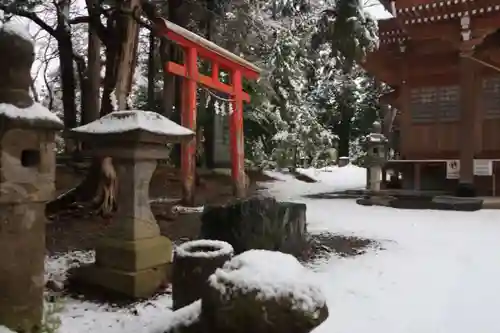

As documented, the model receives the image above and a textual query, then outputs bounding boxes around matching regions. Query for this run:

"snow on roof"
[0,102,63,126]
[1,20,34,44]
[176,239,234,259]
[366,133,387,143]
[208,250,326,315]
[71,110,194,137]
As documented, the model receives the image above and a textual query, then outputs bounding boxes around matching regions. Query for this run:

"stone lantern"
[0,22,63,332]
[70,110,194,298]
[364,121,388,191]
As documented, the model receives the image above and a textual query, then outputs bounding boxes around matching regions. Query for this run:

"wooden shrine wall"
[400,74,500,159]
[481,75,500,154]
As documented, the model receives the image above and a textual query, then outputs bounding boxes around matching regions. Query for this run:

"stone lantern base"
[76,236,172,298]
[71,158,174,299]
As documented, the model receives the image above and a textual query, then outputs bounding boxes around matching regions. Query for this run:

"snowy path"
[308,200,500,333]
[50,165,500,333]
[266,167,500,333]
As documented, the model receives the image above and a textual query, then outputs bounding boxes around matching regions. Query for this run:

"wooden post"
[230,69,246,197]
[212,63,219,81]
[397,42,409,156]
[458,46,477,187]
[414,163,421,190]
[381,168,387,189]
[458,53,475,186]
[181,47,198,206]
[492,173,496,197]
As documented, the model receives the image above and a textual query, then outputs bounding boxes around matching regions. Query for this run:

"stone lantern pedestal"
[0,22,63,332]
[71,110,194,298]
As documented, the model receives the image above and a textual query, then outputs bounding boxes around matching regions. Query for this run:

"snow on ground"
[44,250,176,333]
[263,164,366,198]
[263,164,500,333]
[47,163,500,333]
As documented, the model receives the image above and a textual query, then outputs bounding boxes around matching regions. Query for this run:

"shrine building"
[363,0,500,196]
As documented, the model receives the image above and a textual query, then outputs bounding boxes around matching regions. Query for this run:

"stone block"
[76,263,168,299]
[277,202,308,255]
[201,196,308,258]
[95,236,173,271]
[432,196,483,211]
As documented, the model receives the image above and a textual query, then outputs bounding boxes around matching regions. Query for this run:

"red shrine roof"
[363,0,500,86]
[382,0,500,15]
[377,0,500,45]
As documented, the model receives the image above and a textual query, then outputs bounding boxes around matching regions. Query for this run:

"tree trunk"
[81,0,101,125]
[56,0,77,153]
[94,0,141,215]
[166,0,188,167]
[114,0,141,109]
[147,31,156,110]
[160,38,175,117]
[337,108,352,158]
[47,0,142,216]
[45,160,102,216]
[202,12,216,169]
[204,101,215,169]
[47,0,106,216]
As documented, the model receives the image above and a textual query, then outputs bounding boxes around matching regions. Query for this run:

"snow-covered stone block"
[202,250,328,333]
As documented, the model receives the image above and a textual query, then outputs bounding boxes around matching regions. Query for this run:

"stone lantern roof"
[365,121,388,144]
[71,110,195,143]
[0,21,63,131]
[0,102,63,130]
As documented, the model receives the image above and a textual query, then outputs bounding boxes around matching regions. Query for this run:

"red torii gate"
[154,18,261,205]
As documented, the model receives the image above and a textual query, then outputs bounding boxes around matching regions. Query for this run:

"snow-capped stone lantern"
[0,22,63,332]
[70,110,194,298]
[364,121,388,191]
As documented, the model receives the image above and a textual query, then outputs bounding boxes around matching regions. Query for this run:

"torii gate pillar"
[155,18,261,205]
